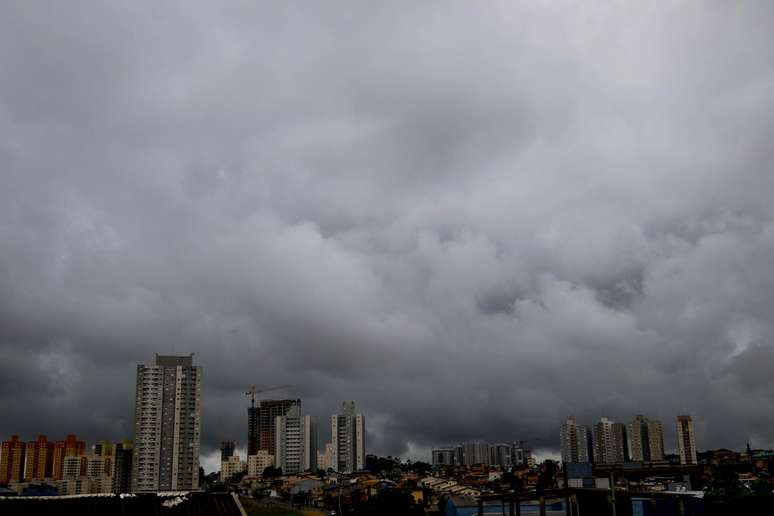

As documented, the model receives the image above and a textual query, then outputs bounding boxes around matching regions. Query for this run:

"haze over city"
[2,0,774,477]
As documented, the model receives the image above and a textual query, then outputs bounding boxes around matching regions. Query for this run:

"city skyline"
[2,1,774,472]
[0,346,747,472]
[0,350,754,472]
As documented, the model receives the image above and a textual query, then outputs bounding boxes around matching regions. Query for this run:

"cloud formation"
[2,1,774,467]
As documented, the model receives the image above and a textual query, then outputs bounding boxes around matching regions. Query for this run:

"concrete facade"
[132,354,202,492]
[331,401,365,473]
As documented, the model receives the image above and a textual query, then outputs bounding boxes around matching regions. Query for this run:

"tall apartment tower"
[24,435,54,481]
[0,436,26,483]
[52,434,85,480]
[677,415,698,465]
[253,399,300,456]
[560,416,591,463]
[274,405,318,474]
[331,401,365,473]
[611,422,629,463]
[648,420,665,461]
[431,448,457,466]
[629,415,665,462]
[591,417,629,464]
[461,441,490,466]
[132,354,202,492]
[512,441,533,466]
[247,405,259,456]
[490,443,512,467]
[112,440,134,494]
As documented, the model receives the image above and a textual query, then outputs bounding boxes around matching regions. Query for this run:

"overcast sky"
[2,1,774,471]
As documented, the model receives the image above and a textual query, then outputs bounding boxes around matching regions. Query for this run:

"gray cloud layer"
[2,1,774,467]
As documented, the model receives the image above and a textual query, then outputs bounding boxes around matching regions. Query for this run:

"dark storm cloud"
[2,1,774,469]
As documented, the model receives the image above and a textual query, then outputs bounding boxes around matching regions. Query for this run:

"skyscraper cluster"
[560,414,696,466]
[0,434,133,495]
[431,441,533,467]
[220,399,366,480]
[247,399,300,457]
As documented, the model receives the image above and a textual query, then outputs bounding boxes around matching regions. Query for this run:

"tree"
[352,490,424,516]
[704,465,744,501]
[502,470,524,492]
[407,461,432,475]
[536,462,558,490]
[750,479,772,497]
[262,466,283,478]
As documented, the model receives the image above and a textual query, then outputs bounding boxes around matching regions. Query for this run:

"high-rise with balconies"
[131,354,202,492]
[0,435,26,483]
[560,417,591,463]
[629,415,665,462]
[275,404,317,474]
[677,415,698,465]
[24,435,54,480]
[331,401,365,473]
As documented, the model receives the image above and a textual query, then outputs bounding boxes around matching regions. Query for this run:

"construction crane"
[245,385,292,410]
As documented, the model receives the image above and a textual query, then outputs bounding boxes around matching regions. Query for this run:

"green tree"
[704,466,744,501]
[536,462,558,490]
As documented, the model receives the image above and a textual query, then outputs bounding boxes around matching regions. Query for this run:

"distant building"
[247,451,274,478]
[511,441,533,466]
[317,442,334,471]
[461,441,490,466]
[629,415,665,462]
[85,455,113,493]
[52,434,85,480]
[677,415,698,465]
[275,405,318,474]
[560,417,591,463]
[220,455,246,482]
[611,423,629,463]
[24,435,53,481]
[0,436,26,483]
[431,448,457,467]
[331,401,365,473]
[490,443,512,467]
[256,399,300,455]
[62,455,84,479]
[132,354,202,492]
[112,440,133,494]
[92,440,113,458]
[220,441,235,463]
[247,405,259,456]
[648,420,665,461]
[590,417,629,464]
[454,445,465,466]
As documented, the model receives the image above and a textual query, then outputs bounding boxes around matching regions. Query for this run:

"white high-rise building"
[331,401,365,473]
[275,405,318,474]
[132,354,202,492]
[560,417,590,463]
[677,415,698,465]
